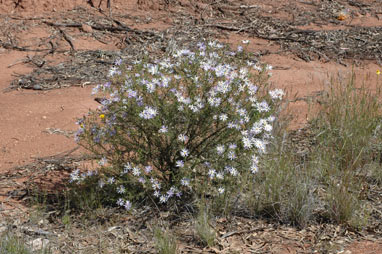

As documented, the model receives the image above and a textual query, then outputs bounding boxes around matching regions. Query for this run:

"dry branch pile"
[2,0,382,90]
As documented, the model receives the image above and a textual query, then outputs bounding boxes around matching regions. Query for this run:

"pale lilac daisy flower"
[69,169,80,183]
[228,151,236,160]
[208,169,216,179]
[144,166,152,173]
[176,160,184,168]
[159,125,168,133]
[216,145,225,155]
[219,114,228,121]
[228,143,237,150]
[132,167,141,176]
[242,136,253,149]
[269,89,284,100]
[98,157,107,166]
[116,198,125,206]
[117,185,126,194]
[181,178,190,186]
[178,134,188,143]
[139,106,158,119]
[180,148,189,157]
[108,66,118,77]
[250,164,259,174]
[256,101,270,113]
[124,200,132,210]
[107,177,115,184]
[216,172,224,180]
[159,195,168,203]
[264,124,273,132]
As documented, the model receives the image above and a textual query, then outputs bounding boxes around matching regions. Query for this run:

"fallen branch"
[221,226,267,239]
[43,21,158,38]
[58,27,75,51]
[0,40,50,52]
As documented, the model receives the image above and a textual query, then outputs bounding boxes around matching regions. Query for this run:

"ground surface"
[1,0,382,253]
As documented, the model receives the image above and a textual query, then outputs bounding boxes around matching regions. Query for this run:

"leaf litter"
[1,0,382,253]
[2,0,382,91]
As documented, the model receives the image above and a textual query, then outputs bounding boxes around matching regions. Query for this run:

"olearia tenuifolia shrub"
[70,41,284,211]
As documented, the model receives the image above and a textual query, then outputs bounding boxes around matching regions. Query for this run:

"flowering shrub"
[71,41,284,210]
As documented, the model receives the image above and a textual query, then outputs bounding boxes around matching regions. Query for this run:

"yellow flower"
[377,70,381,75]
[100,114,105,119]
[337,14,346,21]
[337,9,349,21]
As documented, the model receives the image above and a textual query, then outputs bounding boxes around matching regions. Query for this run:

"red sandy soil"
[0,0,381,253]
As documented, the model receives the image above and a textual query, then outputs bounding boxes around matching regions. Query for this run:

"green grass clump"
[154,227,177,254]
[308,73,381,226]
[0,233,30,254]
[311,73,382,173]
[194,203,216,247]
[250,148,316,227]
[0,233,50,254]
[248,71,381,228]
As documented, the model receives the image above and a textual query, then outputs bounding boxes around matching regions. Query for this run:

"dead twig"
[0,40,50,52]
[57,27,75,51]
[221,227,267,239]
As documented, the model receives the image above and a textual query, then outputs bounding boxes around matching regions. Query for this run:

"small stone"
[163,17,172,24]
[13,219,21,226]
[107,226,121,232]
[32,85,42,90]
[178,0,191,8]
[81,24,93,33]
[27,238,50,251]
[0,226,7,233]
[196,2,209,10]
[42,116,47,119]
